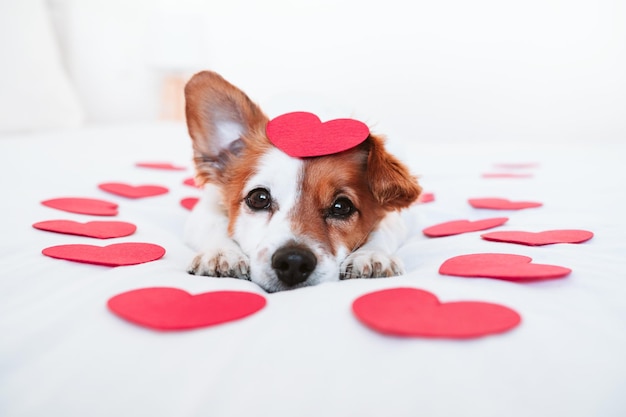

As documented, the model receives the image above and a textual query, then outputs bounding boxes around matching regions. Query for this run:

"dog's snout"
[271,246,317,286]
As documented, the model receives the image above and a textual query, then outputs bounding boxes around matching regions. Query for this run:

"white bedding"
[1,121,625,417]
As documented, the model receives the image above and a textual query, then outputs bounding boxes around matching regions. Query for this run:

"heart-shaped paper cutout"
[41,197,118,216]
[417,192,435,204]
[42,242,165,266]
[183,177,199,188]
[180,197,199,211]
[469,198,542,210]
[33,220,136,239]
[481,229,594,246]
[493,163,539,169]
[266,111,369,158]
[423,217,508,237]
[108,287,266,331]
[352,288,521,338]
[439,253,571,281]
[98,182,169,199]
[136,162,187,170]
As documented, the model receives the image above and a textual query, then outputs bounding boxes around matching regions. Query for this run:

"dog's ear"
[366,134,422,210]
[184,71,269,186]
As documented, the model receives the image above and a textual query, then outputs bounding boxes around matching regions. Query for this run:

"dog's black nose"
[271,246,317,286]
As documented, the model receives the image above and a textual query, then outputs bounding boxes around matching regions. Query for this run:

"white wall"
[49,0,626,142]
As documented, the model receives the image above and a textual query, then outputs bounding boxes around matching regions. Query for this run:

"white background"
[41,0,626,143]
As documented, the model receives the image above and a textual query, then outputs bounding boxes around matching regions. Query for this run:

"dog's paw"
[340,250,404,280]
[187,248,250,279]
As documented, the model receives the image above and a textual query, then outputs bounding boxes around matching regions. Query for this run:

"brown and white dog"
[183,71,421,293]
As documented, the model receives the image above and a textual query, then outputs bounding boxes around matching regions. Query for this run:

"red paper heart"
[417,192,435,204]
[136,162,187,171]
[98,182,169,199]
[439,253,571,281]
[481,230,594,246]
[352,288,521,339]
[180,197,198,211]
[33,220,136,239]
[266,112,370,158]
[41,197,118,216]
[493,163,539,169]
[423,217,508,238]
[183,177,199,188]
[42,242,165,266]
[469,198,542,210]
[107,287,267,331]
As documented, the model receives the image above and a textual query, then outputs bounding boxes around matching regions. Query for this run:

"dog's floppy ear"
[184,71,269,186]
[366,134,422,210]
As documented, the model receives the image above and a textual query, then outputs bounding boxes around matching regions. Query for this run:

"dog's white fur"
[183,71,421,293]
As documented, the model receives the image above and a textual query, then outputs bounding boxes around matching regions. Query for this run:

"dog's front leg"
[184,187,250,279]
[340,212,408,280]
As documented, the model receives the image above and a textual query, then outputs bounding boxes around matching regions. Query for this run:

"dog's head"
[185,71,421,292]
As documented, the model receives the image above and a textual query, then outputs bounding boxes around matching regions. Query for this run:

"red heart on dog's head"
[469,198,542,210]
[42,242,165,266]
[33,220,136,239]
[42,197,118,216]
[98,183,169,199]
[481,230,594,246]
[266,112,370,158]
[439,253,571,281]
[423,217,508,238]
[352,288,521,339]
[108,287,267,331]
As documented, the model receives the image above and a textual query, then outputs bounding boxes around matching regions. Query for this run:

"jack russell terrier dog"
[183,71,421,293]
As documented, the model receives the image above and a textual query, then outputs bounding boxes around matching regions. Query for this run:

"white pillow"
[0,0,84,133]
[46,0,212,124]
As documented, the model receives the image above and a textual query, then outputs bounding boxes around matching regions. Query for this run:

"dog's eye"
[245,188,272,210]
[329,197,355,219]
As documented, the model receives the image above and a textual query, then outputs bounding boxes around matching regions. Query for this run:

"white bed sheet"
[1,121,625,417]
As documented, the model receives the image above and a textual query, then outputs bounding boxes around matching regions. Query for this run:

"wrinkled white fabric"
[1,122,625,417]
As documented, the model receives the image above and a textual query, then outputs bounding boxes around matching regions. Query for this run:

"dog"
[183,71,422,293]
